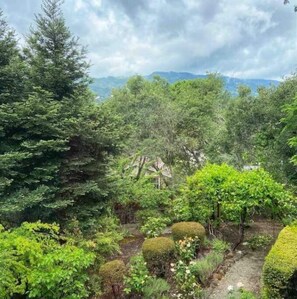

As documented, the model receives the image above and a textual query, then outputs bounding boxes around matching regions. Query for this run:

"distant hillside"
[90,71,280,99]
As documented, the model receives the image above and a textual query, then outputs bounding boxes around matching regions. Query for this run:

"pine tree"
[0,10,25,103]
[0,3,122,226]
[24,0,90,100]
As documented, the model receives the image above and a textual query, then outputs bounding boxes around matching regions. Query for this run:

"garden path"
[207,250,266,298]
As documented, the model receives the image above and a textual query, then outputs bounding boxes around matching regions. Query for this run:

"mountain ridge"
[90,71,280,99]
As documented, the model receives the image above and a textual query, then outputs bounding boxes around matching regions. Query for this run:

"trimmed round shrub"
[142,237,175,276]
[171,222,205,242]
[99,259,126,292]
[262,225,297,299]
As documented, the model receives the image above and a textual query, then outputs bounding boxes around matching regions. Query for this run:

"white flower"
[171,268,175,272]
[237,282,244,288]
[170,263,175,267]
[186,269,191,274]
[227,285,234,292]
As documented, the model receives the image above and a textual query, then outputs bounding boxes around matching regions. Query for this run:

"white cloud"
[2,0,296,79]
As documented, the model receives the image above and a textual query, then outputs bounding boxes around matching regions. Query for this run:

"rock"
[226,252,235,259]
[213,273,223,281]
[211,278,220,286]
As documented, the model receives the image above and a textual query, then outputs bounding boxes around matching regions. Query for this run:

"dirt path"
[206,219,282,299]
[207,250,266,298]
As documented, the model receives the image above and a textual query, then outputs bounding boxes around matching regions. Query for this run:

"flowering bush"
[124,254,150,295]
[175,236,200,262]
[171,260,203,298]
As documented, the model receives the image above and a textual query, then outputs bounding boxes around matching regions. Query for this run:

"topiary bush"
[171,221,206,242]
[99,259,126,293]
[142,237,175,276]
[262,224,297,299]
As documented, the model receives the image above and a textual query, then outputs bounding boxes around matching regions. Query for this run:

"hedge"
[171,221,206,242]
[99,259,126,292]
[262,224,297,299]
[142,237,175,276]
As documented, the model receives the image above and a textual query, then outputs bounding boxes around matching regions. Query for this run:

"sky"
[1,0,297,79]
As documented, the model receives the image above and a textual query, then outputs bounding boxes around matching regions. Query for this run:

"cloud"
[1,0,296,79]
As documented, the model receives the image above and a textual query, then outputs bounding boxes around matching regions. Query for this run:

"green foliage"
[0,10,25,104]
[0,2,122,225]
[224,77,297,183]
[124,254,150,295]
[64,215,124,269]
[170,197,192,222]
[183,163,238,225]
[142,237,175,276]
[183,164,295,243]
[114,170,171,210]
[140,216,170,238]
[143,277,170,299]
[247,234,273,251]
[136,209,163,224]
[262,224,297,298]
[0,221,95,299]
[106,74,229,178]
[99,259,126,292]
[190,251,224,285]
[211,238,230,253]
[24,0,89,100]
[171,222,206,242]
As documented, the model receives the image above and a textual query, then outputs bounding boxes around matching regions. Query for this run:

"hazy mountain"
[90,71,280,99]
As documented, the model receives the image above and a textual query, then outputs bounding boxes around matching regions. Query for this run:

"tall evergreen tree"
[0,2,122,226]
[24,0,90,100]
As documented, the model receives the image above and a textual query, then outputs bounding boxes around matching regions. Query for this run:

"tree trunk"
[233,207,247,250]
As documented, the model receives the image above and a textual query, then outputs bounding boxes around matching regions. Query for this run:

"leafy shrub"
[140,216,170,238]
[99,259,126,292]
[171,197,192,222]
[0,222,95,299]
[175,236,200,261]
[262,224,297,298]
[190,251,224,285]
[142,237,175,276]
[247,234,273,251]
[172,222,206,242]
[136,209,162,224]
[116,175,171,210]
[143,277,170,299]
[124,254,150,295]
[171,260,203,298]
[65,215,124,267]
[211,238,230,252]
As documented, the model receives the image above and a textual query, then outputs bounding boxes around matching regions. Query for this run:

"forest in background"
[1,0,297,298]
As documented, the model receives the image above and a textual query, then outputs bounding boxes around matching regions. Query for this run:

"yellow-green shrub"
[142,237,175,276]
[171,222,205,242]
[262,225,297,299]
[99,260,126,292]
